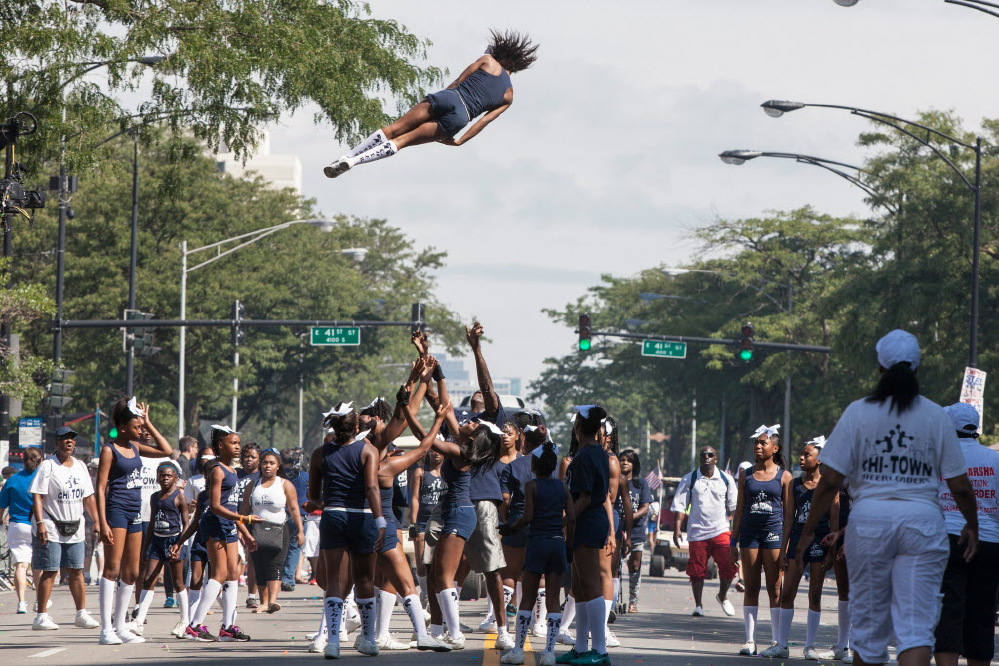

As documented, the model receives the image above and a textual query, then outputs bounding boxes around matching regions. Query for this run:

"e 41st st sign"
[311,326,361,346]
[641,339,687,359]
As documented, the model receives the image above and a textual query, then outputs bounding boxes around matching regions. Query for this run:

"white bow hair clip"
[364,397,385,410]
[474,419,504,437]
[805,435,827,449]
[323,402,353,418]
[126,397,145,418]
[602,418,614,435]
[531,443,561,459]
[211,424,239,435]
[750,424,781,439]
[353,429,372,443]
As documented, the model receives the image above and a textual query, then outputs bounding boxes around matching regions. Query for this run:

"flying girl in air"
[324,29,538,178]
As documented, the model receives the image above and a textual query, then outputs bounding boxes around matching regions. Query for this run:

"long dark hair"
[865,362,920,415]
[603,416,619,454]
[769,434,787,470]
[488,29,538,73]
[111,397,141,433]
[619,449,642,487]
[460,425,501,468]
[531,443,558,478]
[323,403,359,445]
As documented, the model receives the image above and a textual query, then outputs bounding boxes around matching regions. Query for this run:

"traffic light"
[578,313,592,351]
[125,310,158,356]
[231,300,246,346]
[738,322,755,362]
[47,368,75,410]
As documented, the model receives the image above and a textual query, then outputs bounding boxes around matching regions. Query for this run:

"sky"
[264,0,999,395]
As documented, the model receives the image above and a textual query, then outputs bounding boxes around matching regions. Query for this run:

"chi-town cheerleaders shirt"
[938,440,999,543]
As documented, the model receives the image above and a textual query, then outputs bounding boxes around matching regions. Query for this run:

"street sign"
[641,340,687,359]
[18,417,43,448]
[310,326,361,346]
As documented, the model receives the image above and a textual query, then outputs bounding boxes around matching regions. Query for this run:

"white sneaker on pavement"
[692,606,704,617]
[99,628,123,644]
[441,632,466,650]
[32,614,59,630]
[116,627,145,643]
[832,646,854,663]
[539,653,556,666]
[501,647,525,664]
[415,634,452,652]
[533,622,547,637]
[75,609,100,629]
[760,643,789,658]
[557,630,575,645]
[171,621,186,638]
[309,632,328,653]
[716,593,735,617]
[805,645,835,660]
[479,618,498,633]
[376,635,409,650]
[125,620,144,636]
[739,641,757,655]
[495,631,514,650]
[355,637,379,656]
[17,601,28,614]
[323,640,339,658]
[605,629,621,648]
[345,615,361,634]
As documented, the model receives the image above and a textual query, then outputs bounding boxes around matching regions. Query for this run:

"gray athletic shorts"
[464,501,506,574]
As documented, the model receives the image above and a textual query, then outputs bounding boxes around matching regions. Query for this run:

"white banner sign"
[960,367,987,429]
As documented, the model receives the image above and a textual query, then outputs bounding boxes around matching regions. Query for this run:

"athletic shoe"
[506,603,517,617]
[281,582,295,592]
[130,607,139,621]
[323,641,340,659]
[185,624,216,642]
[739,641,757,655]
[245,595,258,609]
[356,637,379,656]
[605,629,621,648]
[75,609,99,629]
[735,580,746,592]
[310,633,328,653]
[716,593,735,617]
[607,609,616,624]
[323,159,351,179]
[441,633,465,650]
[98,629,123,644]
[570,651,610,666]
[533,622,547,637]
[32,613,59,630]
[219,625,250,641]
[415,634,452,652]
[163,596,176,608]
[17,601,27,614]
[345,615,362,634]
[460,622,473,633]
[760,643,788,658]
[116,627,145,644]
[33,599,53,612]
[376,635,409,650]
[479,618,498,632]
[805,645,835,660]
[627,603,638,614]
[692,606,704,617]
[539,653,556,666]
[501,647,525,664]
[171,621,186,638]
[555,649,582,664]
[557,630,575,645]
[125,620,144,636]
[423,608,431,625]
[495,631,514,650]
[832,646,854,663]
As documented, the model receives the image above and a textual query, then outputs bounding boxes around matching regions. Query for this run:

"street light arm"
[784,102,975,150]
[791,156,896,212]
[186,225,295,273]
[946,0,999,19]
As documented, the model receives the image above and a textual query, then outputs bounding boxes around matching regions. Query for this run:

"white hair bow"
[364,397,385,410]
[126,397,145,417]
[750,424,781,439]
[602,418,614,435]
[567,413,577,424]
[474,419,504,437]
[805,435,827,449]
[531,443,561,459]
[353,429,372,443]
[211,424,239,435]
[323,402,353,418]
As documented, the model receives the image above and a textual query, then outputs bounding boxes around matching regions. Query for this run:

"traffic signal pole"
[573,327,832,354]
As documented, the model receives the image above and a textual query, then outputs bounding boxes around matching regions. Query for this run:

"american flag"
[644,465,662,491]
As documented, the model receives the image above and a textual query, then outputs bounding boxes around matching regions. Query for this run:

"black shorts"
[934,534,999,661]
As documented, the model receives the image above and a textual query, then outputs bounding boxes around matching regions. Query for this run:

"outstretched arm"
[381,402,451,477]
[445,103,511,147]
[465,322,500,418]
[445,56,487,89]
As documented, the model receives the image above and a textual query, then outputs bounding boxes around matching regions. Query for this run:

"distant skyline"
[262,0,999,393]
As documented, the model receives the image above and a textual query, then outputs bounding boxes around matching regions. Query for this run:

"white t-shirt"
[29,456,95,544]
[938,440,999,542]
[820,395,966,510]
[137,457,161,522]
[670,468,737,541]
[184,474,206,503]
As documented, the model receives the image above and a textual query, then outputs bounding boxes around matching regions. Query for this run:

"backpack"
[686,467,731,513]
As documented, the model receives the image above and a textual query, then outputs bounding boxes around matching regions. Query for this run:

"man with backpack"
[671,446,738,618]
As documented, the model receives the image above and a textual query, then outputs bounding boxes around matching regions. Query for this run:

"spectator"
[280,447,309,591]
[0,447,43,613]
[174,436,198,481]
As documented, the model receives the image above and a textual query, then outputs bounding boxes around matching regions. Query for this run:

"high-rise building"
[216,130,302,194]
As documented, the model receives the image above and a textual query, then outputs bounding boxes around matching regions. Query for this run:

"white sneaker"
[32,613,59,630]
[17,601,27,614]
[116,627,145,643]
[33,599,53,612]
[692,606,704,617]
[323,159,351,179]
[832,646,854,663]
[339,628,349,643]
[539,653,556,666]
[533,622,547,637]
[605,629,621,648]
[99,628,123,644]
[760,643,789,658]
[75,609,100,629]
[495,631,514,650]
[125,620,144,636]
[345,615,362,634]
[309,633,328,653]
[171,621,186,638]
[441,632,466,650]
[479,618,498,633]
[423,608,432,625]
[501,647,525,664]
[323,640,340,658]
[356,637,379,656]
[805,645,835,660]
[739,641,757,655]
[415,634,452,652]
[716,593,735,617]
[557,630,575,645]
[376,635,409,650]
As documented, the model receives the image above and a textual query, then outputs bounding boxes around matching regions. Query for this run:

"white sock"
[429,623,444,638]
[573,599,589,652]
[188,588,201,615]
[402,594,429,640]
[222,580,239,628]
[779,608,794,647]
[190,578,221,627]
[562,595,576,632]
[436,588,463,638]
[770,606,780,644]
[545,612,562,654]
[99,577,115,631]
[113,581,134,632]
[357,597,376,641]
[482,595,496,623]
[324,597,343,646]
[534,590,547,626]
[588,597,607,654]
[346,129,388,158]
[612,578,621,607]
[515,581,522,608]
[418,575,428,599]
[806,609,821,648]
[347,140,398,167]
[837,600,850,650]
[134,589,155,626]
[503,585,515,609]
[744,605,758,643]
[515,610,532,650]
[177,589,190,626]
[454,582,462,600]
[375,589,395,641]
[604,597,613,624]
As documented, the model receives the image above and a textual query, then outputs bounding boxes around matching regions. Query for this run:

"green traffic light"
[739,349,753,361]
[579,339,591,351]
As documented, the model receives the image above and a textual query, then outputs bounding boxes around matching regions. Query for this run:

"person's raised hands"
[465,322,484,351]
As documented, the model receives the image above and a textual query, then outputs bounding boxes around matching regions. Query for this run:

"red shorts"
[686,532,738,581]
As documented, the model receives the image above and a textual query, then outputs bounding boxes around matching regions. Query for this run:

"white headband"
[523,425,553,443]
[323,402,353,418]
[531,443,561,459]
[474,419,504,437]
[805,435,826,449]
[126,397,145,418]
[750,424,780,439]
[364,397,385,411]
[211,424,239,435]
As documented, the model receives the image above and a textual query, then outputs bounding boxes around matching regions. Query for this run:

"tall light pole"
[833,0,999,18]
[177,219,350,437]
[760,99,984,368]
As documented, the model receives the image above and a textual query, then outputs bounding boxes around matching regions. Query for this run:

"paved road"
[0,568,929,664]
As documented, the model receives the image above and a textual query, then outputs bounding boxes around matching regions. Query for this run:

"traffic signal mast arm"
[574,327,832,354]
[58,317,424,329]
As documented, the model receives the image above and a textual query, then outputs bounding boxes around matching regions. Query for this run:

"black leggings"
[250,522,290,586]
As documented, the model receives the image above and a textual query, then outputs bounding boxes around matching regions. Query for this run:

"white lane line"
[29,648,67,658]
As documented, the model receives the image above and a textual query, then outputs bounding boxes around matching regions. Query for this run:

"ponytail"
[769,434,787,470]
[865,362,920,415]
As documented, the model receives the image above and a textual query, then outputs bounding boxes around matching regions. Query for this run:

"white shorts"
[303,516,321,559]
[846,502,949,664]
[7,522,33,564]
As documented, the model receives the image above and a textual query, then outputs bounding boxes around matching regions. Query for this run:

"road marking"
[29,648,66,658]
[483,633,536,665]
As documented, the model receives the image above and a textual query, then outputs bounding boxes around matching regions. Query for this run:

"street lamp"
[761,99,984,368]
[177,219,353,437]
[835,0,999,18]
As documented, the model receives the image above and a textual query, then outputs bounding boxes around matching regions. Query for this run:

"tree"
[0,268,53,408]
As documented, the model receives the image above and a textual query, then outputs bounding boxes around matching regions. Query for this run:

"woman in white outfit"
[795,329,978,666]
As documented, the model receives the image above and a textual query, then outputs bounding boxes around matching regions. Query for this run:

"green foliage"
[0,268,54,408]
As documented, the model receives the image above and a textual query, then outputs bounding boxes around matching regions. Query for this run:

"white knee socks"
[836,600,850,650]
[346,129,388,158]
[612,578,621,607]
[347,140,398,167]
[190,578,221,627]
[534,590,547,627]
[177,589,190,627]
[99,577,115,630]
[778,608,794,647]
[375,588,395,641]
[418,575,428,600]
[515,610,532,650]
[562,594,576,632]
[806,609,820,648]
[588,598,607,654]
[436,588,463,638]
[134,589,155,626]
[357,597,375,641]
[545,612,562,655]
[744,605,758,643]
[113,581,134,631]
[324,597,344,646]
[188,588,201,615]
[222,580,239,628]
[573,599,589,652]
[770,606,780,644]
[403,594,429,640]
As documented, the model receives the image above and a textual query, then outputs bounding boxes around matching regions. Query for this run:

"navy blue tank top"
[441,458,471,510]
[455,68,511,117]
[152,489,182,536]
[417,470,446,524]
[321,440,368,510]
[531,478,566,537]
[379,485,395,526]
[212,463,240,525]
[742,466,784,531]
[107,443,143,511]
[791,477,829,535]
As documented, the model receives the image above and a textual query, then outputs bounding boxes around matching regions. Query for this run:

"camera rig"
[1,112,46,225]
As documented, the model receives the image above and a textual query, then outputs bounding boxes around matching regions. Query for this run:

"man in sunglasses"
[670,446,738,618]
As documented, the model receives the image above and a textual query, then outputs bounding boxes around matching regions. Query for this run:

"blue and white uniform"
[619,478,654,549]
[524,478,569,574]
[568,445,610,549]
[378,483,398,553]
[440,458,476,540]
[416,468,446,533]
[106,442,144,532]
[203,463,240,544]
[787,477,830,562]
[190,489,210,563]
[319,439,378,554]
[738,467,784,549]
[501,453,533,547]
[148,489,182,561]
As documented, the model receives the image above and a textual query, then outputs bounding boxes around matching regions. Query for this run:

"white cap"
[944,402,980,435]
[876,329,920,370]
[738,461,753,472]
